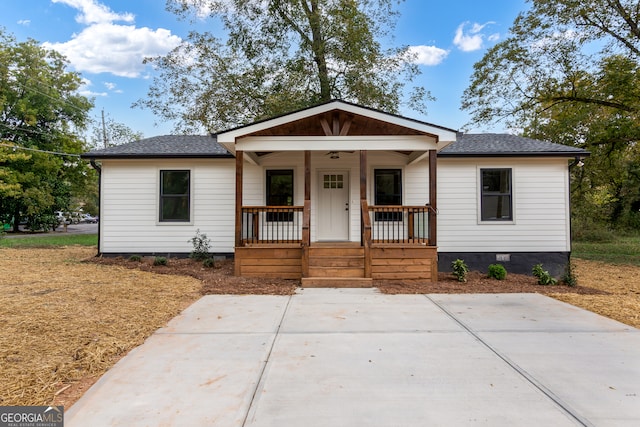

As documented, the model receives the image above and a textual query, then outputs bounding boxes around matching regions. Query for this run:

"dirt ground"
[1,246,639,410]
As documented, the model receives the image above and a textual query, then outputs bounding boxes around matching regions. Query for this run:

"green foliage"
[89,114,143,149]
[25,213,58,232]
[572,234,640,266]
[188,229,211,261]
[128,254,142,262]
[451,259,469,283]
[487,264,507,280]
[0,234,97,248]
[0,30,94,231]
[562,261,578,287]
[138,0,430,132]
[532,264,557,285]
[202,258,216,268]
[153,256,168,266]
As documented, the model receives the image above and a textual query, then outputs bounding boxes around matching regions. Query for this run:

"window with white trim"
[480,168,512,221]
[159,170,190,222]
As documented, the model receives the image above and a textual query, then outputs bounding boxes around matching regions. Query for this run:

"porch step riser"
[308,248,364,257]
[301,278,373,288]
[308,267,365,278]
[309,257,364,268]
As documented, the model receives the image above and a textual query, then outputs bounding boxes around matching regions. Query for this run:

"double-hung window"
[266,169,294,222]
[480,168,512,221]
[374,169,402,221]
[159,170,190,222]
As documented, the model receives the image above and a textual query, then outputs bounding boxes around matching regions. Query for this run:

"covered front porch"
[216,101,456,286]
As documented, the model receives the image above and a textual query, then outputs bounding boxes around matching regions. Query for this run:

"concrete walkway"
[66,290,640,426]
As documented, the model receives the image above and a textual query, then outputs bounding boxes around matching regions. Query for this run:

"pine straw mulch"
[2,247,639,411]
[0,247,202,408]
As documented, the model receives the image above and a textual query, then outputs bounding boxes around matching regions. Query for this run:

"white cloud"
[44,0,181,78]
[406,45,449,66]
[453,21,497,52]
[104,81,123,93]
[52,0,133,25]
[78,78,107,97]
[17,19,31,26]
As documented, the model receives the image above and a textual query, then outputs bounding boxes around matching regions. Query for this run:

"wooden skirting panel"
[370,246,438,282]
[235,246,302,279]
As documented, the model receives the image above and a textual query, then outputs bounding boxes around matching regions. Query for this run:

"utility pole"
[101,109,108,149]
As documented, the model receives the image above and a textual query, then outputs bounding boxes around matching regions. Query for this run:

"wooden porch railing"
[240,206,304,244]
[367,205,435,245]
[361,199,372,278]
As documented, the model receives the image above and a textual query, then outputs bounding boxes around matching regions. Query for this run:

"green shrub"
[153,256,168,266]
[189,229,211,261]
[562,261,577,287]
[487,264,507,280]
[202,258,216,268]
[128,254,142,262]
[451,259,469,282]
[532,264,557,285]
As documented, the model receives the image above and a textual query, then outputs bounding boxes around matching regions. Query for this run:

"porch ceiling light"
[329,151,340,159]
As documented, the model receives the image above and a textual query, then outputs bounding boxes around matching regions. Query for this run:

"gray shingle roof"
[81,135,232,159]
[82,132,589,159]
[440,133,589,157]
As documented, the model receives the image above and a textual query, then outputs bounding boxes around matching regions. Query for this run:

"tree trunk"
[305,0,331,101]
[12,207,20,233]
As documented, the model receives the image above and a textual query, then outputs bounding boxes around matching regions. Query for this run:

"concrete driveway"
[66,290,640,426]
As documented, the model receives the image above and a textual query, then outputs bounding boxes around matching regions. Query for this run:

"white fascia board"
[235,135,439,152]
[217,101,458,145]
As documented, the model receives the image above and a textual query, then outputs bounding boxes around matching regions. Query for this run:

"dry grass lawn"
[0,247,201,408]
[1,246,638,410]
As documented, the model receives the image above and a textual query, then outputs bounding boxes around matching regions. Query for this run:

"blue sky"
[2,0,528,139]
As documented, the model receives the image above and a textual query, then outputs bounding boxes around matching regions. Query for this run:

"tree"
[462,0,640,129]
[135,0,429,133]
[0,31,93,231]
[89,114,143,149]
[461,0,640,231]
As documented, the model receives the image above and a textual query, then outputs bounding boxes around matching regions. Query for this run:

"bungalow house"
[82,100,588,286]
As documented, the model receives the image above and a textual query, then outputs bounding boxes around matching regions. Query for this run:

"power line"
[0,142,81,158]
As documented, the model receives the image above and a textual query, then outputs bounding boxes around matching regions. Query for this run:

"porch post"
[360,150,372,278]
[429,149,437,246]
[235,150,243,248]
[302,150,311,278]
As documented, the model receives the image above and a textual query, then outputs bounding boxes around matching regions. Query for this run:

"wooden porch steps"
[301,277,373,288]
[302,244,372,288]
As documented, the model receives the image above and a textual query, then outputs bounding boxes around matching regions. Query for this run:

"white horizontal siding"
[100,159,236,254]
[437,158,570,253]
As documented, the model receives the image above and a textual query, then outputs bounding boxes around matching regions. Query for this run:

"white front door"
[317,171,350,241]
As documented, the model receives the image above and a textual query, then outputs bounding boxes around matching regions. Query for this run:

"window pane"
[374,169,402,205]
[267,170,294,222]
[160,170,190,222]
[481,169,512,221]
[374,169,402,221]
[161,197,190,221]
[162,171,189,195]
[267,170,293,206]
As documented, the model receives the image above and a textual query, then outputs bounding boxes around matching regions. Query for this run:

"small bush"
[451,259,469,282]
[562,261,577,287]
[202,258,216,268]
[487,264,507,280]
[189,229,211,261]
[153,256,168,266]
[128,254,142,262]
[532,264,557,285]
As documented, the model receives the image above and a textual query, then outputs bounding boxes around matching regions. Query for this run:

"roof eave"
[438,151,590,158]
[80,153,235,160]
